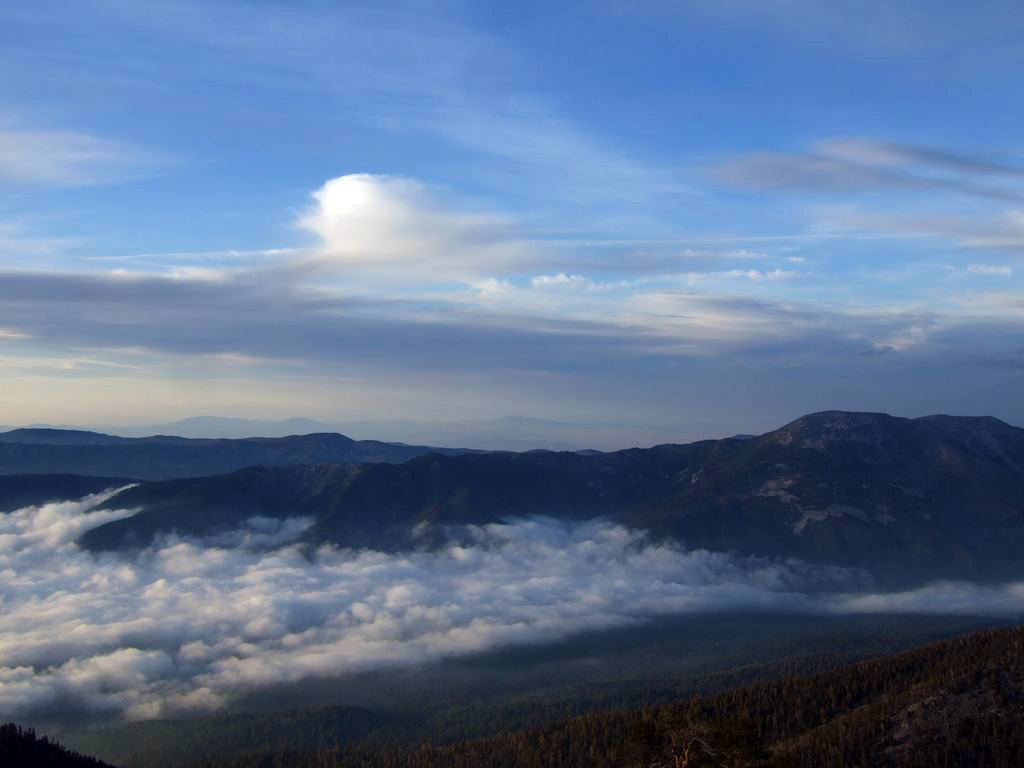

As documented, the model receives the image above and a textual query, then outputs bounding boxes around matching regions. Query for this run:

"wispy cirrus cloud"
[820,138,1024,179]
[967,263,1012,277]
[0,172,1021,429]
[0,219,84,262]
[714,138,1024,201]
[7,0,681,226]
[0,174,1019,364]
[812,207,1024,252]
[0,128,167,186]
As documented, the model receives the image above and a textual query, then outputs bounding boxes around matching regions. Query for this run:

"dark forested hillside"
[0,724,114,768]
[624,410,1024,582]
[0,473,131,512]
[74,411,1024,580]
[199,625,1024,768]
[45,614,1008,768]
[79,440,721,551]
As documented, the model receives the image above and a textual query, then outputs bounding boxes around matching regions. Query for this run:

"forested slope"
[0,724,114,768]
[75,411,1024,581]
[202,626,1024,768]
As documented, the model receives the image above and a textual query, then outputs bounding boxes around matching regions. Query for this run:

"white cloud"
[296,174,529,280]
[720,268,798,282]
[530,273,591,289]
[678,248,771,261]
[837,580,1024,616]
[469,276,515,297]
[967,263,1012,276]
[2,492,1023,721]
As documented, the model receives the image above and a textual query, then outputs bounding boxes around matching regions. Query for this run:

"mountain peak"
[766,411,901,448]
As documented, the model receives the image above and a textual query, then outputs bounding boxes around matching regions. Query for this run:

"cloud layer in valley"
[1,492,1023,721]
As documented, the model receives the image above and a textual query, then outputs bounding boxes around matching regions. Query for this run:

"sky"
[0,0,1022,441]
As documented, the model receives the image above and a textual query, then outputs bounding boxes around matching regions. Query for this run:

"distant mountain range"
[11,414,706,451]
[109,416,339,439]
[17,410,1012,583]
[0,429,479,480]
[7,416,340,440]
[336,415,703,452]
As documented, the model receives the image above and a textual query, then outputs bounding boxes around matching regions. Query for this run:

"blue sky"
[0,0,1022,441]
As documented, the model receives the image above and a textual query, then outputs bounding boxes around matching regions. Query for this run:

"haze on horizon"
[1,1,1022,437]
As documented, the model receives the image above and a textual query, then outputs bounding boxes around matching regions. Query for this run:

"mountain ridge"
[0,429,483,480]
[68,411,1024,582]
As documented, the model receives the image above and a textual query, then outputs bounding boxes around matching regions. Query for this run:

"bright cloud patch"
[2,493,1024,720]
[967,263,1012,276]
[298,174,522,278]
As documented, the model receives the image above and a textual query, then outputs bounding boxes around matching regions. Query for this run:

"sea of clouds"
[1,490,1023,720]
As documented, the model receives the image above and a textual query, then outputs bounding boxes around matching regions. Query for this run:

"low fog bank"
[1,493,1022,721]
